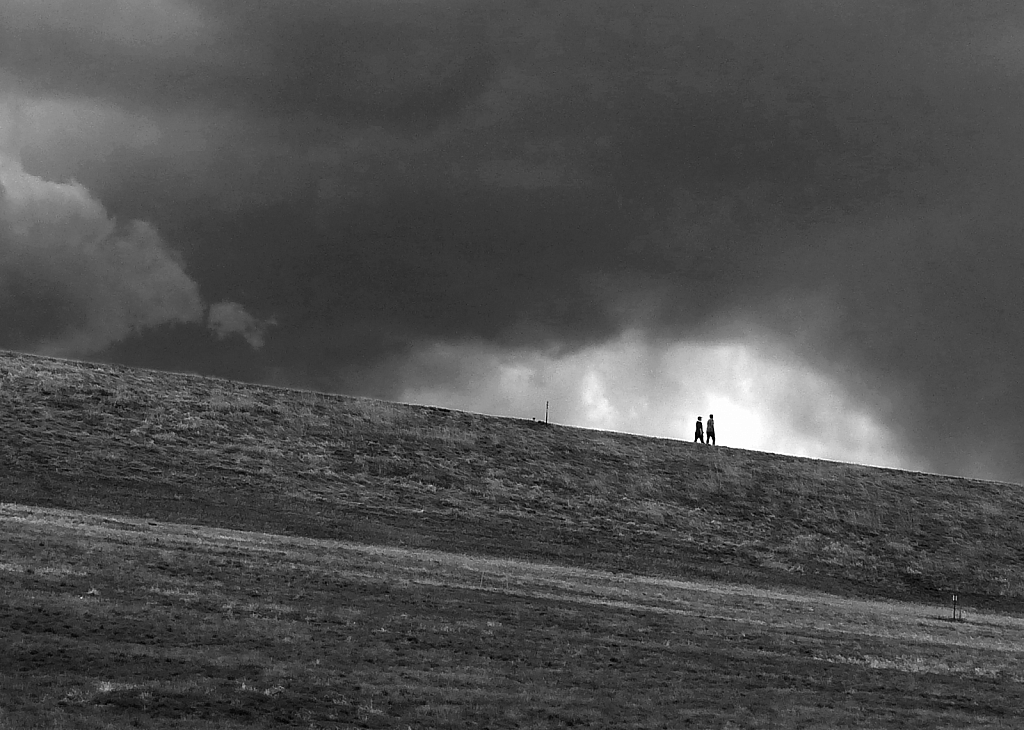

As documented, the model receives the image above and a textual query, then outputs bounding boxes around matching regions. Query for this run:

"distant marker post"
[545,401,549,424]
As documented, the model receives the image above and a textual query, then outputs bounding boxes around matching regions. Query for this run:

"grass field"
[4,504,1024,729]
[2,350,1024,727]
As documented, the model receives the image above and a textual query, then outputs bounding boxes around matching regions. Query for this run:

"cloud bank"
[3,1,1024,481]
[0,154,269,358]
[0,156,204,355]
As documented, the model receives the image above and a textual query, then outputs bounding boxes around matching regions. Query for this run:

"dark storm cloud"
[0,0,494,129]
[5,0,1024,480]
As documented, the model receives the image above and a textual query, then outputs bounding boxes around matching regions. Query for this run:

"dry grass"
[3,504,1024,729]
[3,349,1024,726]
[3,350,1024,609]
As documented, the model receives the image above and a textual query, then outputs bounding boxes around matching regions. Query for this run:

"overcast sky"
[2,1,1024,482]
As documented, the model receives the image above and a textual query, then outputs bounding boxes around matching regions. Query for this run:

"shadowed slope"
[1,350,1022,609]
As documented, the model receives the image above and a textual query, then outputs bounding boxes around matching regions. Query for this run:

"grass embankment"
[1,350,1021,608]
[4,350,1024,729]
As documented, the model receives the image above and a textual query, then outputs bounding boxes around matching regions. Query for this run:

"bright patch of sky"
[400,333,916,472]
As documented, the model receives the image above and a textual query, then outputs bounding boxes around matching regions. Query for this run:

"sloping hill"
[2,349,1023,609]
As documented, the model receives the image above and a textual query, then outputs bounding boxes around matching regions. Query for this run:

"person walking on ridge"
[706,414,715,445]
[694,416,704,444]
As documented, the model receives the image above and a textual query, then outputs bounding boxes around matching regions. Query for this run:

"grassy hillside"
[2,349,1023,609]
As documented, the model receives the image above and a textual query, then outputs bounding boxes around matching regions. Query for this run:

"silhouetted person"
[706,414,715,445]
[694,416,704,444]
